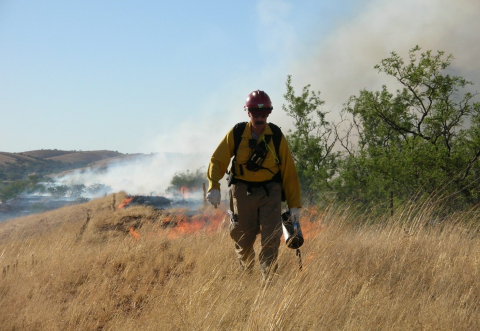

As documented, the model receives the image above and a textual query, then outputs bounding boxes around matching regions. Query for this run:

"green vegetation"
[0,158,88,181]
[3,46,479,219]
[0,158,88,201]
[283,75,338,205]
[284,46,480,214]
[166,168,206,195]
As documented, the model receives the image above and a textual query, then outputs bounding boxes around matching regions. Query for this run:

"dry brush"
[0,193,479,330]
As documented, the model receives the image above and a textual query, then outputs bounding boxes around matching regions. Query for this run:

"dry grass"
[0,152,36,166]
[1,194,479,330]
[46,150,122,163]
[21,150,74,159]
[0,149,124,166]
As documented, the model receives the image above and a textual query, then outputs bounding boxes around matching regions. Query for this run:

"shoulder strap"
[230,122,248,177]
[233,122,247,157]
[268,122,283,164]
[232,121,283,161]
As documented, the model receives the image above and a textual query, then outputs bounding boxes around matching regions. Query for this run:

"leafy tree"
[48,185,69,198]
[282,75,338,204]
[70,184,86,198]
[335,46,480,212]
[0,180,30,201]
[0,174,52,201]
[167,168,205,194]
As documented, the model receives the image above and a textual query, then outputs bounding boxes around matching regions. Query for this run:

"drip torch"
[281,210,304,270]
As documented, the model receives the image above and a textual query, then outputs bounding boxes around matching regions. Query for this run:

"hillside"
[0,195,479,330]
[21,149,75,159]
[0,152,37,166]
[0,150,126,168]
[48,150,124,163]
[0,149,134,208]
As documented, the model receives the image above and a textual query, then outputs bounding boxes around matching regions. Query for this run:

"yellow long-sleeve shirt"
[207,122,302,209]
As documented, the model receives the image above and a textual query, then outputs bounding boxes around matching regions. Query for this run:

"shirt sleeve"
[278,135,302,208]
[207,129,235,191]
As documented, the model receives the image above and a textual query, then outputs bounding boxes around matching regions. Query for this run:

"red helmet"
[244,90,273,114]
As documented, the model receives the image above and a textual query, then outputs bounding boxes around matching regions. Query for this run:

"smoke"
[53,0,480,200]
[54,152,208,199]
[290,0,480,113]
[54,91,241,199]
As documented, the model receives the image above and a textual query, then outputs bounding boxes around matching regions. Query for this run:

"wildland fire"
[0,191,479,330]
[2,43,480,328]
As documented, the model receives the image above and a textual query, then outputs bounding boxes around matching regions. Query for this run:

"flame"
[118,197,134,209]
[168,218,204,238]
[299,206,326,240]
[129,227,139,240]
[124,204,325,246]
[180,186,190,199]
[166,206,226,239]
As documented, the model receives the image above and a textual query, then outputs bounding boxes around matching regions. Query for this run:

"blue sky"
[0,0,354,154]
[1,0,479,157]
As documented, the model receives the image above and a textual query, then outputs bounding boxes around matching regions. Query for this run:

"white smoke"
[53,0,480,201]
[54,152,209,199]
[289,0,480,113]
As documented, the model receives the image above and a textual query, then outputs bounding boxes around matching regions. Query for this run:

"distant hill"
[21,150,74,159]
[0,150,124,166]
[0,152,37,166]
[0,150,137,195]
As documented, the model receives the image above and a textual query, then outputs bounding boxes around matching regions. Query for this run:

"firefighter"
[206,90,302,282]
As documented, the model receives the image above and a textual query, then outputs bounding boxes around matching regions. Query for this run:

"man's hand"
[290,208,300,223]
[206,189,221,206]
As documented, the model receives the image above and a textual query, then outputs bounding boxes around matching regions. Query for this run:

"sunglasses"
[251,114,269,119]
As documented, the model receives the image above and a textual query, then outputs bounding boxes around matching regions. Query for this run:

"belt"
[236,179,278,197]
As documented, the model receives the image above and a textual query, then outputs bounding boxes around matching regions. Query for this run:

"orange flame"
[180,186,190,199]
[124,204,326,247]
[166,206,226,239]
[118,197,134,209]
[299,206,326,240]
[168,218,204,238]
[163,216,172,225]
[129,227,140,240]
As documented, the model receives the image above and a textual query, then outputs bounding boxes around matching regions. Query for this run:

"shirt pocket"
[236,144,252,165]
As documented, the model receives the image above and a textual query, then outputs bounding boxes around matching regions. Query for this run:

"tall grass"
[0,192,479,330]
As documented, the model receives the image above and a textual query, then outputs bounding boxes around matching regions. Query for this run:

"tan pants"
[229,181,282,277]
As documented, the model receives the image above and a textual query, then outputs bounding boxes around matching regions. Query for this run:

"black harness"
[227,122,284,199]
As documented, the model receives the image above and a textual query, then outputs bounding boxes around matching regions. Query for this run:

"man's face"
[248,111,269,131]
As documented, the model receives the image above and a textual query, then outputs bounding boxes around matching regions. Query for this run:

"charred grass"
[0,193,479,330]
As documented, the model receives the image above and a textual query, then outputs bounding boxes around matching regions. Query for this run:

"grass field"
[0,192,479,330]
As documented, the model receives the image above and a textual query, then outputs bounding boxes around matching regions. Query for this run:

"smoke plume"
[290,0,480,113]
[54,0,480,200]
[55,152,209,199]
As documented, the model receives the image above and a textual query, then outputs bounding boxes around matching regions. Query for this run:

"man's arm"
[207,129,235,191]
[278,135,302,209]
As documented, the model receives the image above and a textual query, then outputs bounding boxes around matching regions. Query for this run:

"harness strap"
[236,176,282,197]
[229,122,284,201]
[246,183,270,197]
